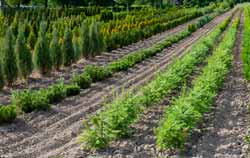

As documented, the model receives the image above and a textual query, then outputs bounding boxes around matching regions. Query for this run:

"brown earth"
[0,10,233,158]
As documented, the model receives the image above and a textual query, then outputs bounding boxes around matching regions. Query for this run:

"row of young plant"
[78,13,234,149]
[0,6,217,89]
[242,5,250,80]
[156,17,240,150]
[0,10,229,124]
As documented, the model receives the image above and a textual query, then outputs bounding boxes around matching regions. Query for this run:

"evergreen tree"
[24,21,31,39]
[50,27,62,70]
[1,29,18,86]
[89,20,106,57]
[89,20,98,57]
[15,24,33,80]
[27,28,37,50]
[0,62,4,90]
[11,13,19,38]
[73,29,81,62]
[34,21,52,75]
[80,20,91,58]
[96,21,106,54]
[62,27,74,66]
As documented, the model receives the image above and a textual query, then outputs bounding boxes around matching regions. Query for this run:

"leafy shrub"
[65,84,81,97]
[12,90,50,113]
[85,65,112,82]
[0,105,17,123]
[188,24,197,32]
[71,73,92,89]
[45,81,66,103]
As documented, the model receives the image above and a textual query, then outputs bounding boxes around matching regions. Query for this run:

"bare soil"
[0,11,232,158]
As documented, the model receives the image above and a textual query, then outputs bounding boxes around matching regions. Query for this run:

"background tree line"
[1,0,249,9]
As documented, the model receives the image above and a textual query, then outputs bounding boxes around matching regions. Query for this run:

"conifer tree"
[34,21,52,75]
[27,28,37,50]
[89,20,97,57]
[73,29,81,62]
[50,27,62,70]
[62,27,74,66]
[1,28,18,86]
[11,13,19,38]
[80,20,90,58]
[0,62,4,90]
[15,24,33,80]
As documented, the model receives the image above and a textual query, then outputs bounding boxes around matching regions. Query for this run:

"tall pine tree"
[62,27,74,66]
[50,27,62,70]
[0,62,4,90]
[34,21,52,75]
[80,20,91,58]
[73,28,81,62]
[1,28,18,86]
[15,24,33,80]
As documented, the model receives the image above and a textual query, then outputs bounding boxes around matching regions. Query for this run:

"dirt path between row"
[0,12,207,105]
[185,11,250,158]
[0,10,233,158]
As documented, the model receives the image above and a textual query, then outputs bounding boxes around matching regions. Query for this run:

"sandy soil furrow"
[0,10,232,158]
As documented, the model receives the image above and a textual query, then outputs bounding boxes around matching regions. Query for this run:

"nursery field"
[1,1,250,158]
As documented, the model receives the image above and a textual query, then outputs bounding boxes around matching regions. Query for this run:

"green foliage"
[156,18,239,150]
[0,105,17,123]
[34,21,52,75]
[84,65,112,82]
[15,24,33,80]
[188,23,197,32]
[62,27,74,66]
[50,27,62,70]
[71,73,92,89]
[45,81,66,103]
[0,63,4,90]
[27,28,37,50]
[1,28,18,86]
[73,32,81,62]
[12,89,50,113]
[79,13,231,149]
[80,20,91,58]
[100,10,113,22]
[242,6,250,80]
[65,84,81,97]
